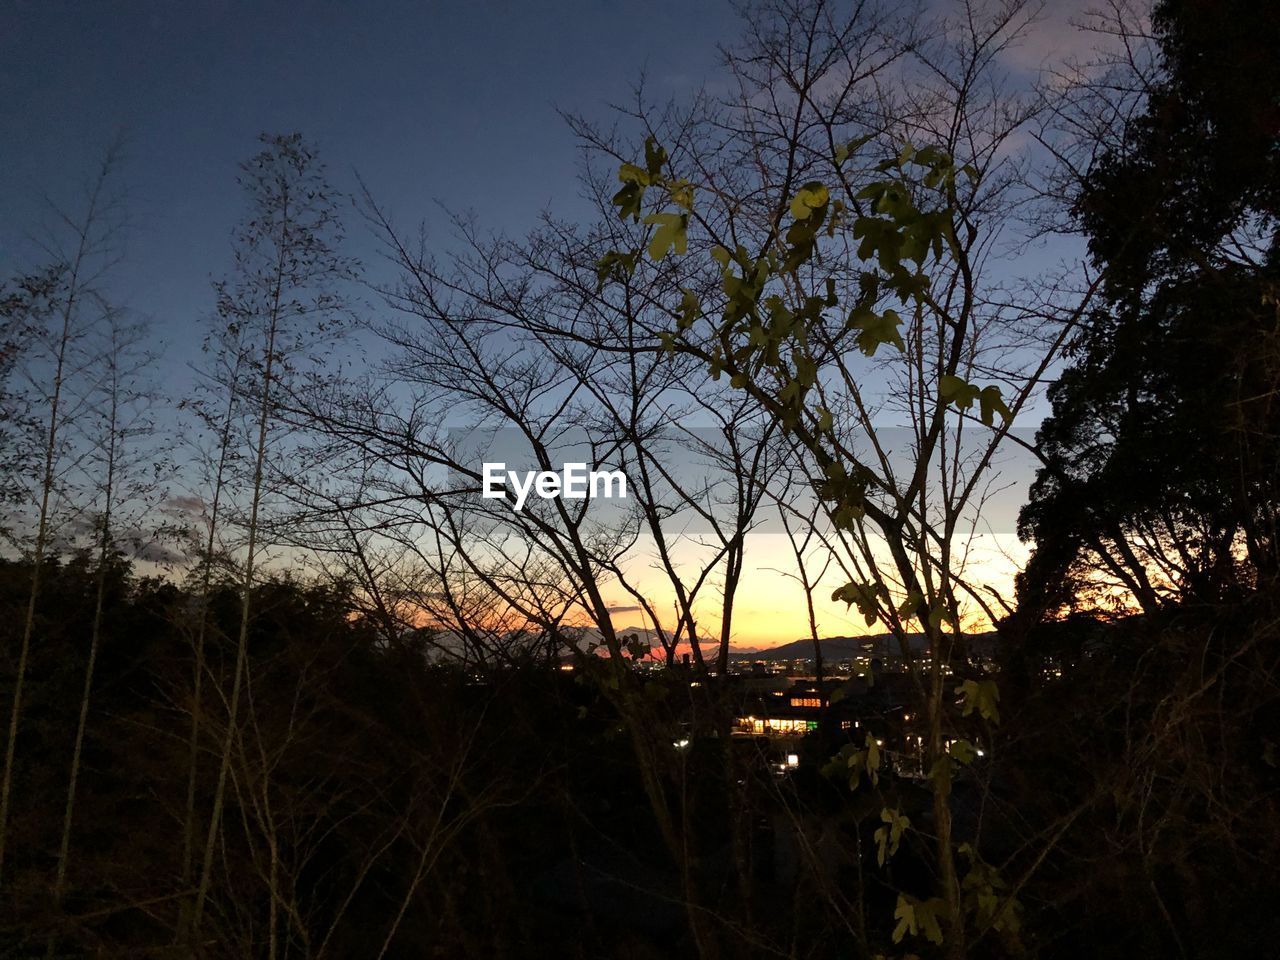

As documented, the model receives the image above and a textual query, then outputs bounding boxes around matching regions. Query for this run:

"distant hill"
[731,632,996,660]
[524,625,997,663]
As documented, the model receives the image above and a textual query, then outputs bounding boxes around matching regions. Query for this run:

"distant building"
[726,672,937,777]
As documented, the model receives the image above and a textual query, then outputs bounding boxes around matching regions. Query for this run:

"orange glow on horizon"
[360,532,1032,653]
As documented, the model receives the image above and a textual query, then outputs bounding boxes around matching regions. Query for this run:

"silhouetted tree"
[0,145,125,882]
[190,132,355,946]
[1017,0,1280,618]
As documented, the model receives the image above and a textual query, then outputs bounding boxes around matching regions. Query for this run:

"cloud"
[163,494,206,516]
[997,0,1149,74]
[130,539,185,566]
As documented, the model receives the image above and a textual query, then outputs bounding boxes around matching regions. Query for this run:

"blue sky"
[1,0,1095,384]
[1,0,740,379]
[1,0,1102,641]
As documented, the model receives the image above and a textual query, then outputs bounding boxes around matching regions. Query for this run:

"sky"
[0,0,739,361]
[0,0,1102,648]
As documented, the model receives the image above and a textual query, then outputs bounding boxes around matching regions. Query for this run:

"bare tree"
[577,0,1112,952]
[189,132,355,941]
[0,145,125,882]
[173,332,247,937]
[50,312,159,912]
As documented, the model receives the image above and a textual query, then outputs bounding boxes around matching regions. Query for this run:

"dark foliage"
[0,559,821,958]
[1018,0,1280,617]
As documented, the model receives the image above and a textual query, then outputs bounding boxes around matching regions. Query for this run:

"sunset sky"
[599,531,1032,650]
[1,0,1098,649]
